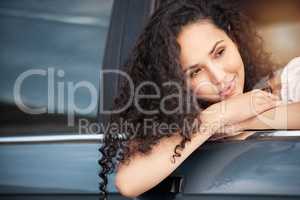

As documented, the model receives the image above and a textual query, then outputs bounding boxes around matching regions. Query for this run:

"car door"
[138,130,300,200]
[0,0,157,199]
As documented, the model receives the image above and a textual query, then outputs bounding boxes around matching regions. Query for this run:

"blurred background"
[241,0,300,66]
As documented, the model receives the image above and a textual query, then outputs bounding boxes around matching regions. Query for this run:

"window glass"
[0,0,114,136]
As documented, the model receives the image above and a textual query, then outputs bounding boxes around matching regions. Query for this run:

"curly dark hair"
[98,0,275,199]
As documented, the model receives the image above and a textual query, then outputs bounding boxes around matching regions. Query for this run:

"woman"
[99,0,300,198]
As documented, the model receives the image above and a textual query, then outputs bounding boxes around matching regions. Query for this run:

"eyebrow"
[183,40,224,73]
[209,40,224,55]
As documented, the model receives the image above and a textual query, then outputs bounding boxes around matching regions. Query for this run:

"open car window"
[0,0,114,136]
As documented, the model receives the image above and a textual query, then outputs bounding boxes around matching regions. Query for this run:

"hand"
[199,89,282,131]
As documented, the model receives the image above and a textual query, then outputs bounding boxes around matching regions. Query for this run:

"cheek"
[225,48,245,80]
[189,76,218,96]
[231,51,245,89]
[239,63,245,85]
[229,54,245,93]
[224,51,243,72]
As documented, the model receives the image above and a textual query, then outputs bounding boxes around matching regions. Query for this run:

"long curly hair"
[98,0,275,198]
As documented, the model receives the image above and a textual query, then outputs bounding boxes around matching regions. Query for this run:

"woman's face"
[177,20,245,102]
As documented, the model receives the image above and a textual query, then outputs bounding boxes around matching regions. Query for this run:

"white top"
[280,57,300,103]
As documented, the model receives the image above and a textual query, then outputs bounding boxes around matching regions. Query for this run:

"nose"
[206,61,226,86]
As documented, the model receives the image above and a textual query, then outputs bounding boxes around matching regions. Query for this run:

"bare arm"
[115,90,278,197]
[215,102,300,139]
[115,123,215,198]
[242,102,300,130]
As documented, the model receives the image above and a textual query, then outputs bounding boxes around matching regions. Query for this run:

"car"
[0,0,300,200]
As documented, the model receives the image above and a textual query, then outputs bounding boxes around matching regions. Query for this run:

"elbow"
[115,173,140,198]
[115,184,138,198]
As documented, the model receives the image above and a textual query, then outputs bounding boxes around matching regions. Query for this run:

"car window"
[0,0,114,136]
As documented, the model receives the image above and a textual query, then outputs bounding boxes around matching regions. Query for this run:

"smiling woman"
[98,0,300,199]
[177,20,245,102]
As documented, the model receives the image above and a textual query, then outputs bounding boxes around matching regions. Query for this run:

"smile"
[219,76,236,97]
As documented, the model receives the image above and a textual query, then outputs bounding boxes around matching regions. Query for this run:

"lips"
[219,76,236,97]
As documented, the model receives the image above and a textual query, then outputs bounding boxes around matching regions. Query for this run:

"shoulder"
[282,57,300,75]
[281,57,300,81]
[287,57,300,65]
[280,57,300,103]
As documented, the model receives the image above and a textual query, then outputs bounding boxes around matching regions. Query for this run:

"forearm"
[244,102,300,130]
[115,122,216,198]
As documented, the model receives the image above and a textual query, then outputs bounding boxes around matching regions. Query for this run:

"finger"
[275,100,284,107]
[257,90,279,101]
[251,90,269,103]
[256,94,280,107]
[254,89,278,99]
[261,100,283,112]
[266,92,280,100]
[251,99,275,115]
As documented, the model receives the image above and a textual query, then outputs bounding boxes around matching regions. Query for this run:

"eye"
[190,68,203,78]
[215,48,225,58]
